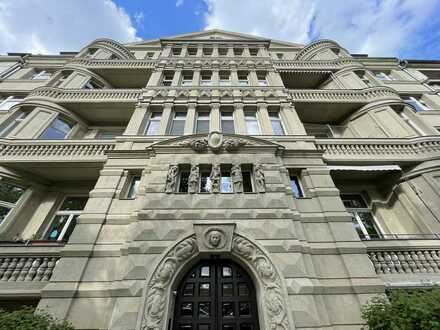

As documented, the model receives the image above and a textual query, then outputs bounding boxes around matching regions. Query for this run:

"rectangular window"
[200,169,212,193]
[196,111,210,133]
[181,71,194,86]
[84,79,104,89]
[257,71,268,86]
[200,71,212,86]
[375,71,395,81]
[145,111,162,135]
[203,48,213,56]
[221,170,233,193]
[269,111,285,135]
[0,96,23,111]
[341,194,381,240]
[96,130,123,139]
[161,71,174,86]
[39,117,73,140]
[249,48,259,56]
[221,111,235,134]
[44,196,88,241]
[179,170,190,193]
[126,175,141,199]
[244,110,260,134]
[404,97,431,112]
[242,166,253,193]
[169,111,186,135]
[0,181,25,225]
[233,48,243,56]
[289,175,303,198]
[218,48,228,56]
[238,71,249,86]
[188,48,197,56]
[31,70,52,80]
[219,71,231,86]
[172,48,182,56]
[0,111,28,137]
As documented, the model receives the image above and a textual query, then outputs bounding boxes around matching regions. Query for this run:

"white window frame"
[195,111,210,133]
[145,112,162,135]
[200,71,212,86]
[181,72,193,86]
[219,71,231,86]
[257,72,268,86]
[0,181,26,226]
[404,96,431,112]
[238,72,249,86]
[161,72,174,86]
[0,96,24,112]
[0,64,21,79]
[0,111,27,137]
[220,111,235,134]
[244,110,261,135]
[31,70,52,80]
[169,111,187,135]
[269,111,285,135]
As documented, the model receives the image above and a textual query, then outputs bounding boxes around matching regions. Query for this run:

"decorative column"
[231,69,239,85]
[212,45,219,57]
[234,103,246,134]
[172,69,182,86]
[257,102,273,135]
[184,103,197,135]
[124,104,148,135]
[147,69,163,87]
[161,45,172,57]
[210,103,221,132]
[193,69,201,86]
[196,46,203,57]
[159,102,173,135]
[280,103,306,135]
[242,47,251,57]
[249,70,259,86]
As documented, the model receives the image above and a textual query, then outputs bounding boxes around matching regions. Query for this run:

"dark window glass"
[59,197,88,211]
[240,325,252,330]
[242,171,253,193]
[222,302,235,317]
[222,283,233,296]
[0,206,11,224]
[223,325,234,330]
[199,325,210,330]
[239,302,251,316]
[198,302,210,317]
[199,283,210,296]
[289,176,303,198]
[0,182,25,204]
[183,283,194,296]
[238,283,249,296]
[39,117,72,140]
[181,302,193,316]
[341,194,367,208]
[127,176,141,199]
[179,171,190,193]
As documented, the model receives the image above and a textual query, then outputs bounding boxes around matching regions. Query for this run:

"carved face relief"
[208,230,221,247]
[204,229,226,249]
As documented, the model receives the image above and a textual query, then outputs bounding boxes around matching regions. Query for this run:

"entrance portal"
[173,259,260,330]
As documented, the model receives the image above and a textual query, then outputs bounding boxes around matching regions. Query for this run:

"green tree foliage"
[362,287,440,330]
[0,308,74,330]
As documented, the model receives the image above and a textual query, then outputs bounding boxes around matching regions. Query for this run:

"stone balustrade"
[274,57,361,71]
[315,136,440,162]
[368,249,440,274]
[70,58,156,69]
[0,140,115,161]
[0,256,59,282]
[289,86,400,104]
[27,87,141,103]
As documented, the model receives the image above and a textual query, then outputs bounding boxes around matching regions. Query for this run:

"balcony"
[25,87,141,122]
[0,241,62,296]
[0,139,115,180]
[315,136,440,164]
[275,57,364,88]
[68,58,155,88]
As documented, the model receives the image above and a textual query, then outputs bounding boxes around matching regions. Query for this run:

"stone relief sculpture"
[188,165,200,194]
[143,236,198,330]
[210,164,221,193]
[231,164,243,193]
[176,133,250,153]
[164,165,178,194]
[255,164,266,193]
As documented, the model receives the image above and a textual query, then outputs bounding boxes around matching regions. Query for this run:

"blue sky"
[0,0,439,60]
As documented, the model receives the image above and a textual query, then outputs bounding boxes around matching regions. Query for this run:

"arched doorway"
[173,259,260,330]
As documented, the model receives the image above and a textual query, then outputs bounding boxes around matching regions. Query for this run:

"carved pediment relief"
[148,132,284,154]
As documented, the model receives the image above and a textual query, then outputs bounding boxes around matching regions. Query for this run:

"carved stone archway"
[140,225,294,330]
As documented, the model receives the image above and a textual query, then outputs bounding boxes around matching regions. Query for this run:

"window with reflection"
[181,71,194,86]
[196,111,210,133]
[237,71,249,86]
[221,110,235,134]
[257,71,268,86]
[244,110,260,134]
[0,181,25,225]
[44,196,88,241]
[169,111,187,135]
[126,175,141,199]
[289,175,304,198]
[269,111,285,135]
[0,111,28,137]
[145,111,162,135]
[0,96,24,112]
[39,116,73,140]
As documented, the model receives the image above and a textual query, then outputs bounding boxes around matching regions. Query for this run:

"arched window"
[173,259,260,330]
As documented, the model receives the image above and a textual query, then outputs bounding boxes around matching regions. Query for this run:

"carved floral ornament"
[141,226,293,330]
[178,132,250,153]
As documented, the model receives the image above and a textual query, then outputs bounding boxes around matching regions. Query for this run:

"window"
[126,175,141,199]
[195,111,210,133]
[85,48,98,58]
[276,53,284,59]
[356,71,373,87]
[31,70,52,80]
[221,110,235,134]
[172,48,182,56]
[161,71,174,86]
[145,111,162,135]
[289,175,303,198]
[269,111,285,135]
[218,48,228,56]
[304,124,333,138]
[244,110,260,134]
[0,181,25,225]
[200,167,212,193]
[375,71,395,81]
[44,196,88,241]
[404,96,431,112]
[96,130,123,139]
[341,194,381,240]
[242,165,253,193]
[200,71,212,86]
[188,48,197,56]
[84,78,104,89]
[257,71,268,86]
[203,48,213,56]
[399,111,425,135]
[39,116,73,140]
[146,52,155,58]
[179,168,190,193]
[221,168,233,193]
[238,71,249,86]
[249,48,258,56]
[0,63,20,79]
[0,96,23,111]
[233,48,243,56]
[52,71,71,88]
[0,111,28,137]
[169,111,186,135]
[219,71,231,86]
[181,71,193,86]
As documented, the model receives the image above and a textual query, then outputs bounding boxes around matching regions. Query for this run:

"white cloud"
[203,0,440,58]
[176,0,184,7]
[0,0,140,55]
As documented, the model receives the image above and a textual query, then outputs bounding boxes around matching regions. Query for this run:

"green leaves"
[0,308,74,330]
[362,287,440,330]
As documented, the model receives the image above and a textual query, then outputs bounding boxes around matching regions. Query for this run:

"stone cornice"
[77,38,135,60]
[274,57,363,72]
[69,58,156,70]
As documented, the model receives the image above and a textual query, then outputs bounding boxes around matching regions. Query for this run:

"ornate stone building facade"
[0,29,439,329]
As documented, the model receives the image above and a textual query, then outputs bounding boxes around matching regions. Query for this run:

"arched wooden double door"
[173,259,260,330]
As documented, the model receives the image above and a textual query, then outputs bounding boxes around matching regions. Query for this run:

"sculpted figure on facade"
[210,164,221,193]
[164,165,178,193]
[188,165,200,194]
[231,164,243,193]
[255,164,266,193]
